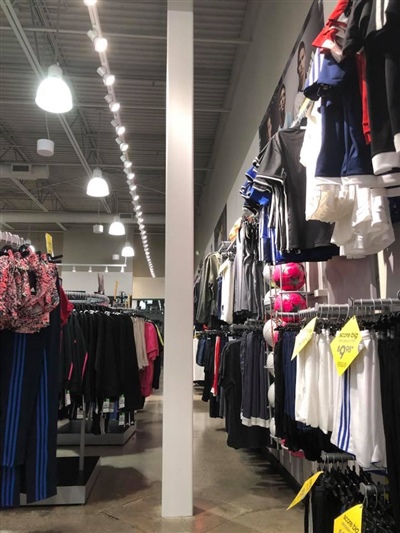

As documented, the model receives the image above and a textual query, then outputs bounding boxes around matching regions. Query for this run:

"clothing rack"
[360,482,389,498]
[320,451,355,463]
[65,290,110,306]
[229,320,264,333]
[58,300,137,447]
[275,312,301,321]
[217,240,235,255]
[277,297,400,322]
[0,230,24,247]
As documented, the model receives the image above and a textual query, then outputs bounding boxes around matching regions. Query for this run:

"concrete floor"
[0,388,304,533]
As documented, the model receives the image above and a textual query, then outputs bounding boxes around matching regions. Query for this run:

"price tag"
[65,390,71,407]
[330,316,363,376]
[334,504,363,533]
[118,412,125,427]
[292,317,317,360]
[45,233,53,256]
[287,471,323,510]
[76,407,84,420]
[103,399,110,413]
[119,395,125,409]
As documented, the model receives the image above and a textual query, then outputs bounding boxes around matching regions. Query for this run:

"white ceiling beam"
[0,99,230,113]
[0,212,165,225]
[0,25,252,45]
[1,161,212,172]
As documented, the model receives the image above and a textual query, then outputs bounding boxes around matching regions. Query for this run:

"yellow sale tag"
[292,317,317,360]
[330,316,363,376]
[45,233,53,256]
[334,504,363,533]
[287,471,323,510]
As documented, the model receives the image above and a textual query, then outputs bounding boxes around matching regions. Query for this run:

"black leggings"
[0,307,60,507]
[378,326,400,533]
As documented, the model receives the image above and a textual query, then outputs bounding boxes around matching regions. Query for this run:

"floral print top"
[0,249,59,333]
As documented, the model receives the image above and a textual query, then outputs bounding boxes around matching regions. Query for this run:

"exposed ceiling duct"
[0,163,49,180]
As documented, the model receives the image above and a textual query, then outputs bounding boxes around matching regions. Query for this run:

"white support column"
[162,0,194,518]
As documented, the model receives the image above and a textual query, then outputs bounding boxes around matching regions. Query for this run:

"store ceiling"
[0,0,258,234]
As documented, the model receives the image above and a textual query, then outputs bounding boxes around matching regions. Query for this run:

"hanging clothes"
[196,252,222,325]
[0,282,61,507]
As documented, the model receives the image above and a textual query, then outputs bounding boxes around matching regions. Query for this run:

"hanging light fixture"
[116,138,129,151]
[109,216,125,236]
[121,242,135,257]
[87,168,109,197]
[111,120,125,136]
[35,64,73,114]
[105,95,119,112]
[87,29,108,52]
[97,67,115,86]
[84,0,155,277]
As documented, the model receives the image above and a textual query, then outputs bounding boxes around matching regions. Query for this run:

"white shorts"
[295,333,319,428]
[331,330,386,468]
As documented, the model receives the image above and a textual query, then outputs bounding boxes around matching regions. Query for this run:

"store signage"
[287,471,323,510]
[334,504,363,533]
[45,233,53,256]
[292,317,317,359]
[330,316,363,376]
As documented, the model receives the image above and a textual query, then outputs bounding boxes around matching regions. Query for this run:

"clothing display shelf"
[22,397,101,506]
[57,420,136,447]
[268,297,400,495]
[58,297,138,447]
[32,292,110,506]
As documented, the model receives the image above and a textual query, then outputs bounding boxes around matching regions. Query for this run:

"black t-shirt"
[256,128,333,252]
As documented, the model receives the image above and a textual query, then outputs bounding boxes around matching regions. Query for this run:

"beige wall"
[132,277,165,299]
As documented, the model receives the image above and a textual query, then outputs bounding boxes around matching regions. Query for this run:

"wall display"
[214,205,227,253]
[258,0,324,149]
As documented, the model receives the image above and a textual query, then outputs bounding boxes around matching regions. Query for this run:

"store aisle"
[0,388,303,533]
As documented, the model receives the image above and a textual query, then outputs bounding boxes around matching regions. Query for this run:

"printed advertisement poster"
[259,0,324,150]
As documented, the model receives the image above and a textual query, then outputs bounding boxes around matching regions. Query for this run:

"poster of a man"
[294,41,307,117]
[258,0,324,150]
[278,82,292,130]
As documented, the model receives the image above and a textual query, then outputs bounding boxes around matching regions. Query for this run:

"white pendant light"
[109,216,125,236]
[35,64,73,114]
[121,242,135,257]
[87,168,109,197]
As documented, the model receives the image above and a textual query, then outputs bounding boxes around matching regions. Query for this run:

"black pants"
[0,307,60,507]
[308,478,342,533]
[378,325,400,533]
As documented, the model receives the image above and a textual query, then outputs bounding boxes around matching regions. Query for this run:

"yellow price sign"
[292,317,317,360]
[334,504,363,533]
[330,316,363,376]
[287,471,323,510]
[45,233,53,256]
